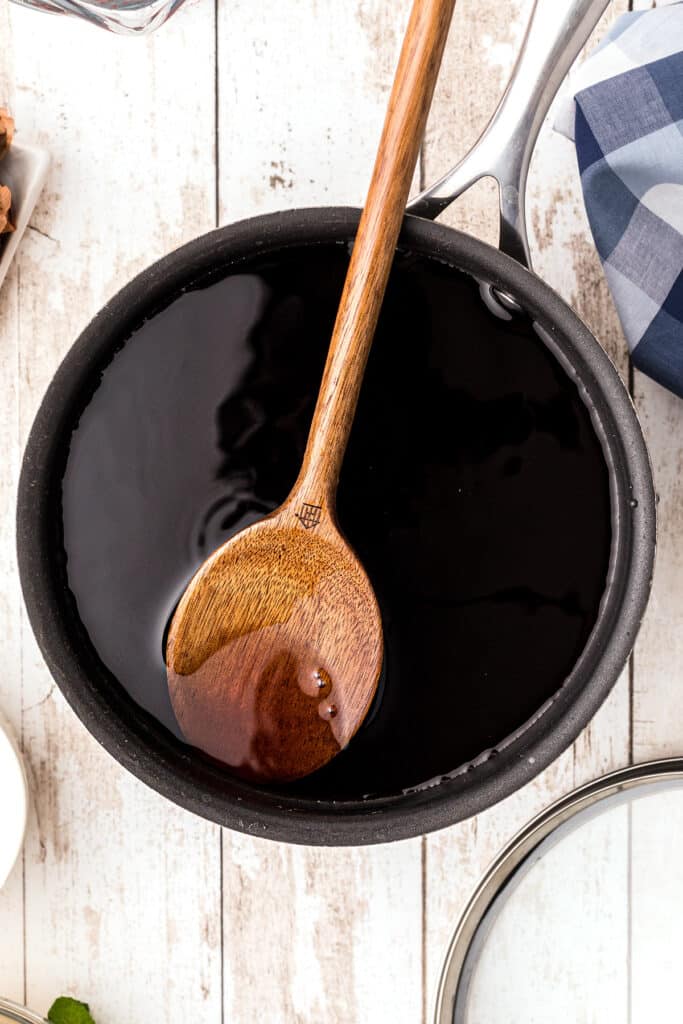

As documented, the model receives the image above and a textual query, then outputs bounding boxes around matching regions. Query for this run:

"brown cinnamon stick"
[0,184,13,235]
[0,107,15,235]
[0,107,14,161]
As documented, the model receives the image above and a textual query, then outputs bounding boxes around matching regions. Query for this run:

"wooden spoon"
[167,0,457,783]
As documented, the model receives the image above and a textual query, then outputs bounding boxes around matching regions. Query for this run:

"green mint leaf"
[47,996,96,1024]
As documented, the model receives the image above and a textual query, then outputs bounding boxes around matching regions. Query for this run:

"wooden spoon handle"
[292,0,456,510]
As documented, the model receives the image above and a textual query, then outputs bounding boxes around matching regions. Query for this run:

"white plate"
[0,713,29,889]
[0,140,50,292]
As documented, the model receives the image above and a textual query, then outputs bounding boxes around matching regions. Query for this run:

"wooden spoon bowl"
[167,510,382,782]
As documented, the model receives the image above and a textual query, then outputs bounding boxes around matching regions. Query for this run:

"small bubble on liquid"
[312,667,332,696]
[321,703,338,720]
[629,498,638,509]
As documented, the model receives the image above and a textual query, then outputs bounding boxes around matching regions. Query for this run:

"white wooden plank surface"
[218,5,422,1022]
[0,266,24,998]
[633,377,683,761]
[0,0,26,995]
[218,0,419,220]
[0,0,681,1022]
[0,0,12,104]
[2,3,223,1020]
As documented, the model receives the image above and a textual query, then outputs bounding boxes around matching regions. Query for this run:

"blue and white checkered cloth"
[556,1,683,398]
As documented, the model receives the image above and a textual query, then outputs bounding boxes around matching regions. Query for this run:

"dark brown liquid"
[60,243,611,799]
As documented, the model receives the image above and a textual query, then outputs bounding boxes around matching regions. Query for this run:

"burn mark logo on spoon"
[295,503,322,530]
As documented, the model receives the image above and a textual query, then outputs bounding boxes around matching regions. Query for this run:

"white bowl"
[0,140,49,291]
[0,713,29,889]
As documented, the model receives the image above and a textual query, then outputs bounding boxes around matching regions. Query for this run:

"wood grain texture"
[167,517,383,780]
[632,377,683,760]
[222,832,422,1023]
[5,3,222,1019]
[0,6,24,997]
[217,0,419,221]
[0,0,13,107]
[0,259,24,996]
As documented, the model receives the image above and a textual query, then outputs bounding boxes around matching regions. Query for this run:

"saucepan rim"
[16,206,656,845]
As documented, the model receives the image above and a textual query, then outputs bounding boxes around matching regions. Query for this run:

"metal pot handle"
[407,0,610,268]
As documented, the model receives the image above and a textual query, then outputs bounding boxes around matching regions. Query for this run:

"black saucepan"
[16,0,655,845]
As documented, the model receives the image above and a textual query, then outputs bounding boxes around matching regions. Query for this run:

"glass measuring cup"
[9,0,192,34]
